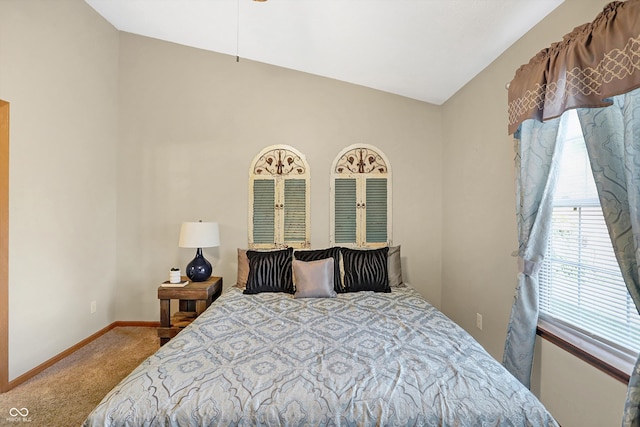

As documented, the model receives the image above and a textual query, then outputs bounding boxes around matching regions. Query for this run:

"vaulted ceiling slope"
[85,0,564,105]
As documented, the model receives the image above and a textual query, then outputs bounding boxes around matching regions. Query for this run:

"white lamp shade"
[178,222,220,248]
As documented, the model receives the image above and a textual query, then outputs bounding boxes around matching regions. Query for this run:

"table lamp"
[178,221,220,282]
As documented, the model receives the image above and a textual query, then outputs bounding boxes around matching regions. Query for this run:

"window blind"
[540,205,640,353]
[539,109,640,354]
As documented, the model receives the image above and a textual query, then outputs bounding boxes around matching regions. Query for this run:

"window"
[249,145,310,249]
[330,144,391,248]
[539,110,640,358]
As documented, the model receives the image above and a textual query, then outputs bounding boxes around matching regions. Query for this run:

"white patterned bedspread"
[83,286,557,426]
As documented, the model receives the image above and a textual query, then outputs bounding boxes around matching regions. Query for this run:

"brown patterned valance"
[507,0,640,135]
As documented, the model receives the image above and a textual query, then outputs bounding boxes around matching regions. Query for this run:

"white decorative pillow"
[388,245,403,287]
[293,258,337,299]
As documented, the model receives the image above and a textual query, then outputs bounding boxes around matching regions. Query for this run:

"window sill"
[537,317,635,384]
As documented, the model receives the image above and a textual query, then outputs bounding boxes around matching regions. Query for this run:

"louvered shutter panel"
[252,179,275,244]
[365,178,387,243]
[283,179,306,243]
[334,178,357,243]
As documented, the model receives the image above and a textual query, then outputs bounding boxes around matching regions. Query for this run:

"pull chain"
[236,0,240,62]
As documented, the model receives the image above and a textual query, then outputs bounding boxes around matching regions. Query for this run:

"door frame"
[0,100,9,392]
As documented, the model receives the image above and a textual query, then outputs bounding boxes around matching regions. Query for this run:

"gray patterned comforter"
[83,286,557,426]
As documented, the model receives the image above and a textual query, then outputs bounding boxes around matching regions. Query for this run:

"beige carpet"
[0,327,159,427]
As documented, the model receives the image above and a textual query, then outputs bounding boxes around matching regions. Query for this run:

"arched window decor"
[330,144,392,248]
[248,145,310,249]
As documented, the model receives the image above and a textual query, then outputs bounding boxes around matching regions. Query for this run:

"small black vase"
[185,248,212,282]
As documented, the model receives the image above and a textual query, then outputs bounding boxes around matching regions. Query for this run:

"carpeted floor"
[0,327,159,427]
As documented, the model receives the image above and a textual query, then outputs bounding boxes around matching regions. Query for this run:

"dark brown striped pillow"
[244,247,294,294]
[340,247,390,293]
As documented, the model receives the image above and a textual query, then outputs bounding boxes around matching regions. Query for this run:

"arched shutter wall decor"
[330,144,392,248]
[249,145,310,249]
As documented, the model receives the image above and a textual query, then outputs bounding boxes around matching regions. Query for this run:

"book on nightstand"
[161,280,189,287]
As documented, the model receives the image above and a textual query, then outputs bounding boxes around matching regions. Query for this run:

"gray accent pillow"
[388,245,403,287]
[293,258,337,299]
[294,247,343,293]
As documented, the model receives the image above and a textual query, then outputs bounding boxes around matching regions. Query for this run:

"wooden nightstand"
[157,276,223,345]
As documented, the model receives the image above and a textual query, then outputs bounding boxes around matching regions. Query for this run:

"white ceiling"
[84,0,564,105]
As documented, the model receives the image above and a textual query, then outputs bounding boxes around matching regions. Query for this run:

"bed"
[83,247,557,426]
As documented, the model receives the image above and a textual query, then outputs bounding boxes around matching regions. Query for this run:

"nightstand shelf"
[157,276,222,345]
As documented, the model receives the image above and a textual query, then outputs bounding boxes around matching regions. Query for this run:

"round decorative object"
[186,248,212,282]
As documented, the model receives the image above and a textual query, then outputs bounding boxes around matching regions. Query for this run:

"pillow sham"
[293,258,337,299]
[244,247,294,294]
[236,248,249,288]
[341,246,390,293]
[294,247,343,293]
[388,245,403,287]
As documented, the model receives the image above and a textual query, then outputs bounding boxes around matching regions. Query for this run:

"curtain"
[504,0,640,410]
[502,117,562,388]
[507,0,640,135]
[575,87,640,426]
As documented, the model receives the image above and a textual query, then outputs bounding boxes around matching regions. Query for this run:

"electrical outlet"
[476,313,483,330]
[90,301,97,314]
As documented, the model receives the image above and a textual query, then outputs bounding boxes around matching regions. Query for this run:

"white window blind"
[539,110,640,354]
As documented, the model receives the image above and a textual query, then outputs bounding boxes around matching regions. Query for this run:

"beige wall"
[441,0,628,425]
[0,0,119,380]
[0,0,441,382]
[115,32,443,321]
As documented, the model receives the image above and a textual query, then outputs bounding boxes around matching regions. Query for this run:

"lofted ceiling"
[85,0,564,105]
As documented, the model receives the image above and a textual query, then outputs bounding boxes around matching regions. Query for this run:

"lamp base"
[186,248,212,282]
